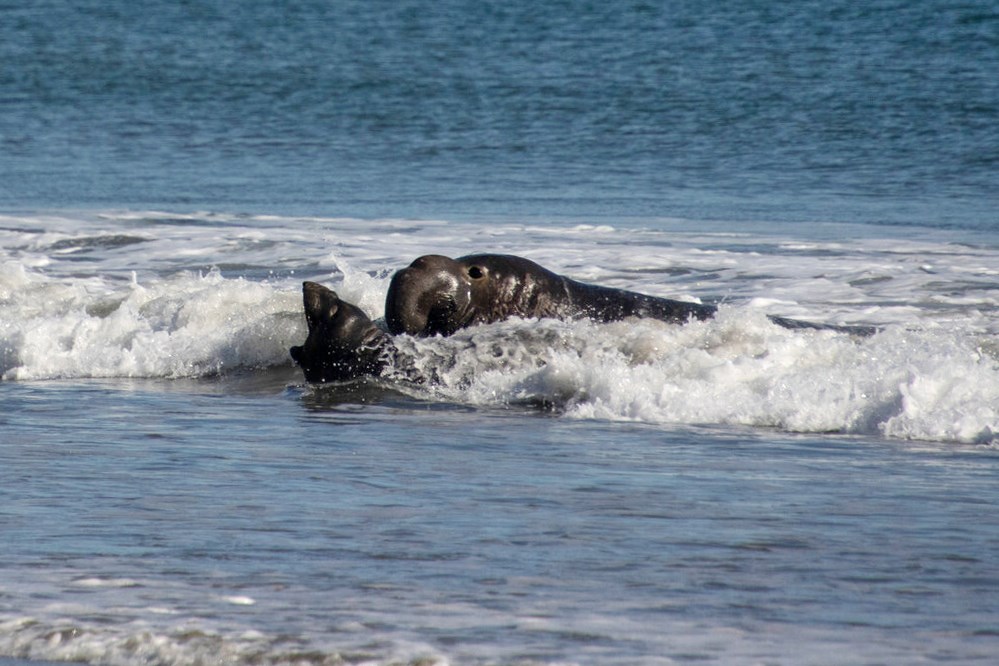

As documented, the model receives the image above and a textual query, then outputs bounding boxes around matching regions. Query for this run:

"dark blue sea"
[2,1,998,664]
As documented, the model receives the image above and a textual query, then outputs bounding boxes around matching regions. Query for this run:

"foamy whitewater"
[3,211,999,666]
[2,212,996,444]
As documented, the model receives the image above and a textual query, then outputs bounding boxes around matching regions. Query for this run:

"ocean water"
[2,1,999,665]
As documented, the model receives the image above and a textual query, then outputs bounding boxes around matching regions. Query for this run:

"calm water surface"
[2,374,998,664]
[2,0,997,227]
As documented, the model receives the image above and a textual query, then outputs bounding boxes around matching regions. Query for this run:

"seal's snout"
[385,256,469,336]
[302,281,340,329]
[290,281,390,383]
[387,254,497,336]
[385,266,426,336]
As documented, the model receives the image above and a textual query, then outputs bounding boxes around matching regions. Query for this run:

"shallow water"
[2,0,998,663]
[1,212,997,665]
[2,213,995,443]
[2,372,999,665]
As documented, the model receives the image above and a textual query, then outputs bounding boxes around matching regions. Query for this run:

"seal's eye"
[468,266,485,280]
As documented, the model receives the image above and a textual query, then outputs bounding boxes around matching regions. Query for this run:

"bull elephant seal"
[385,254,717,337]
[385,254,879,337]
[290,282,394,383]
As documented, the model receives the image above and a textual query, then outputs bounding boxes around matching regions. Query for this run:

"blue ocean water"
[3,0,998,226]
[1,1,998,665]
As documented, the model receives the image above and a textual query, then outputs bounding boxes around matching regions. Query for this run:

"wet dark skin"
[384,253,717,337]
[289,281,393,383]
[292,254,876,383]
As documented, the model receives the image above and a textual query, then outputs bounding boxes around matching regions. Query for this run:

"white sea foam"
[392,311,998,444]
[70,578,140,589]
[0,265,303,380]
[0,595,991,666]
[1,211,996,443]
[223,596,256,606]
